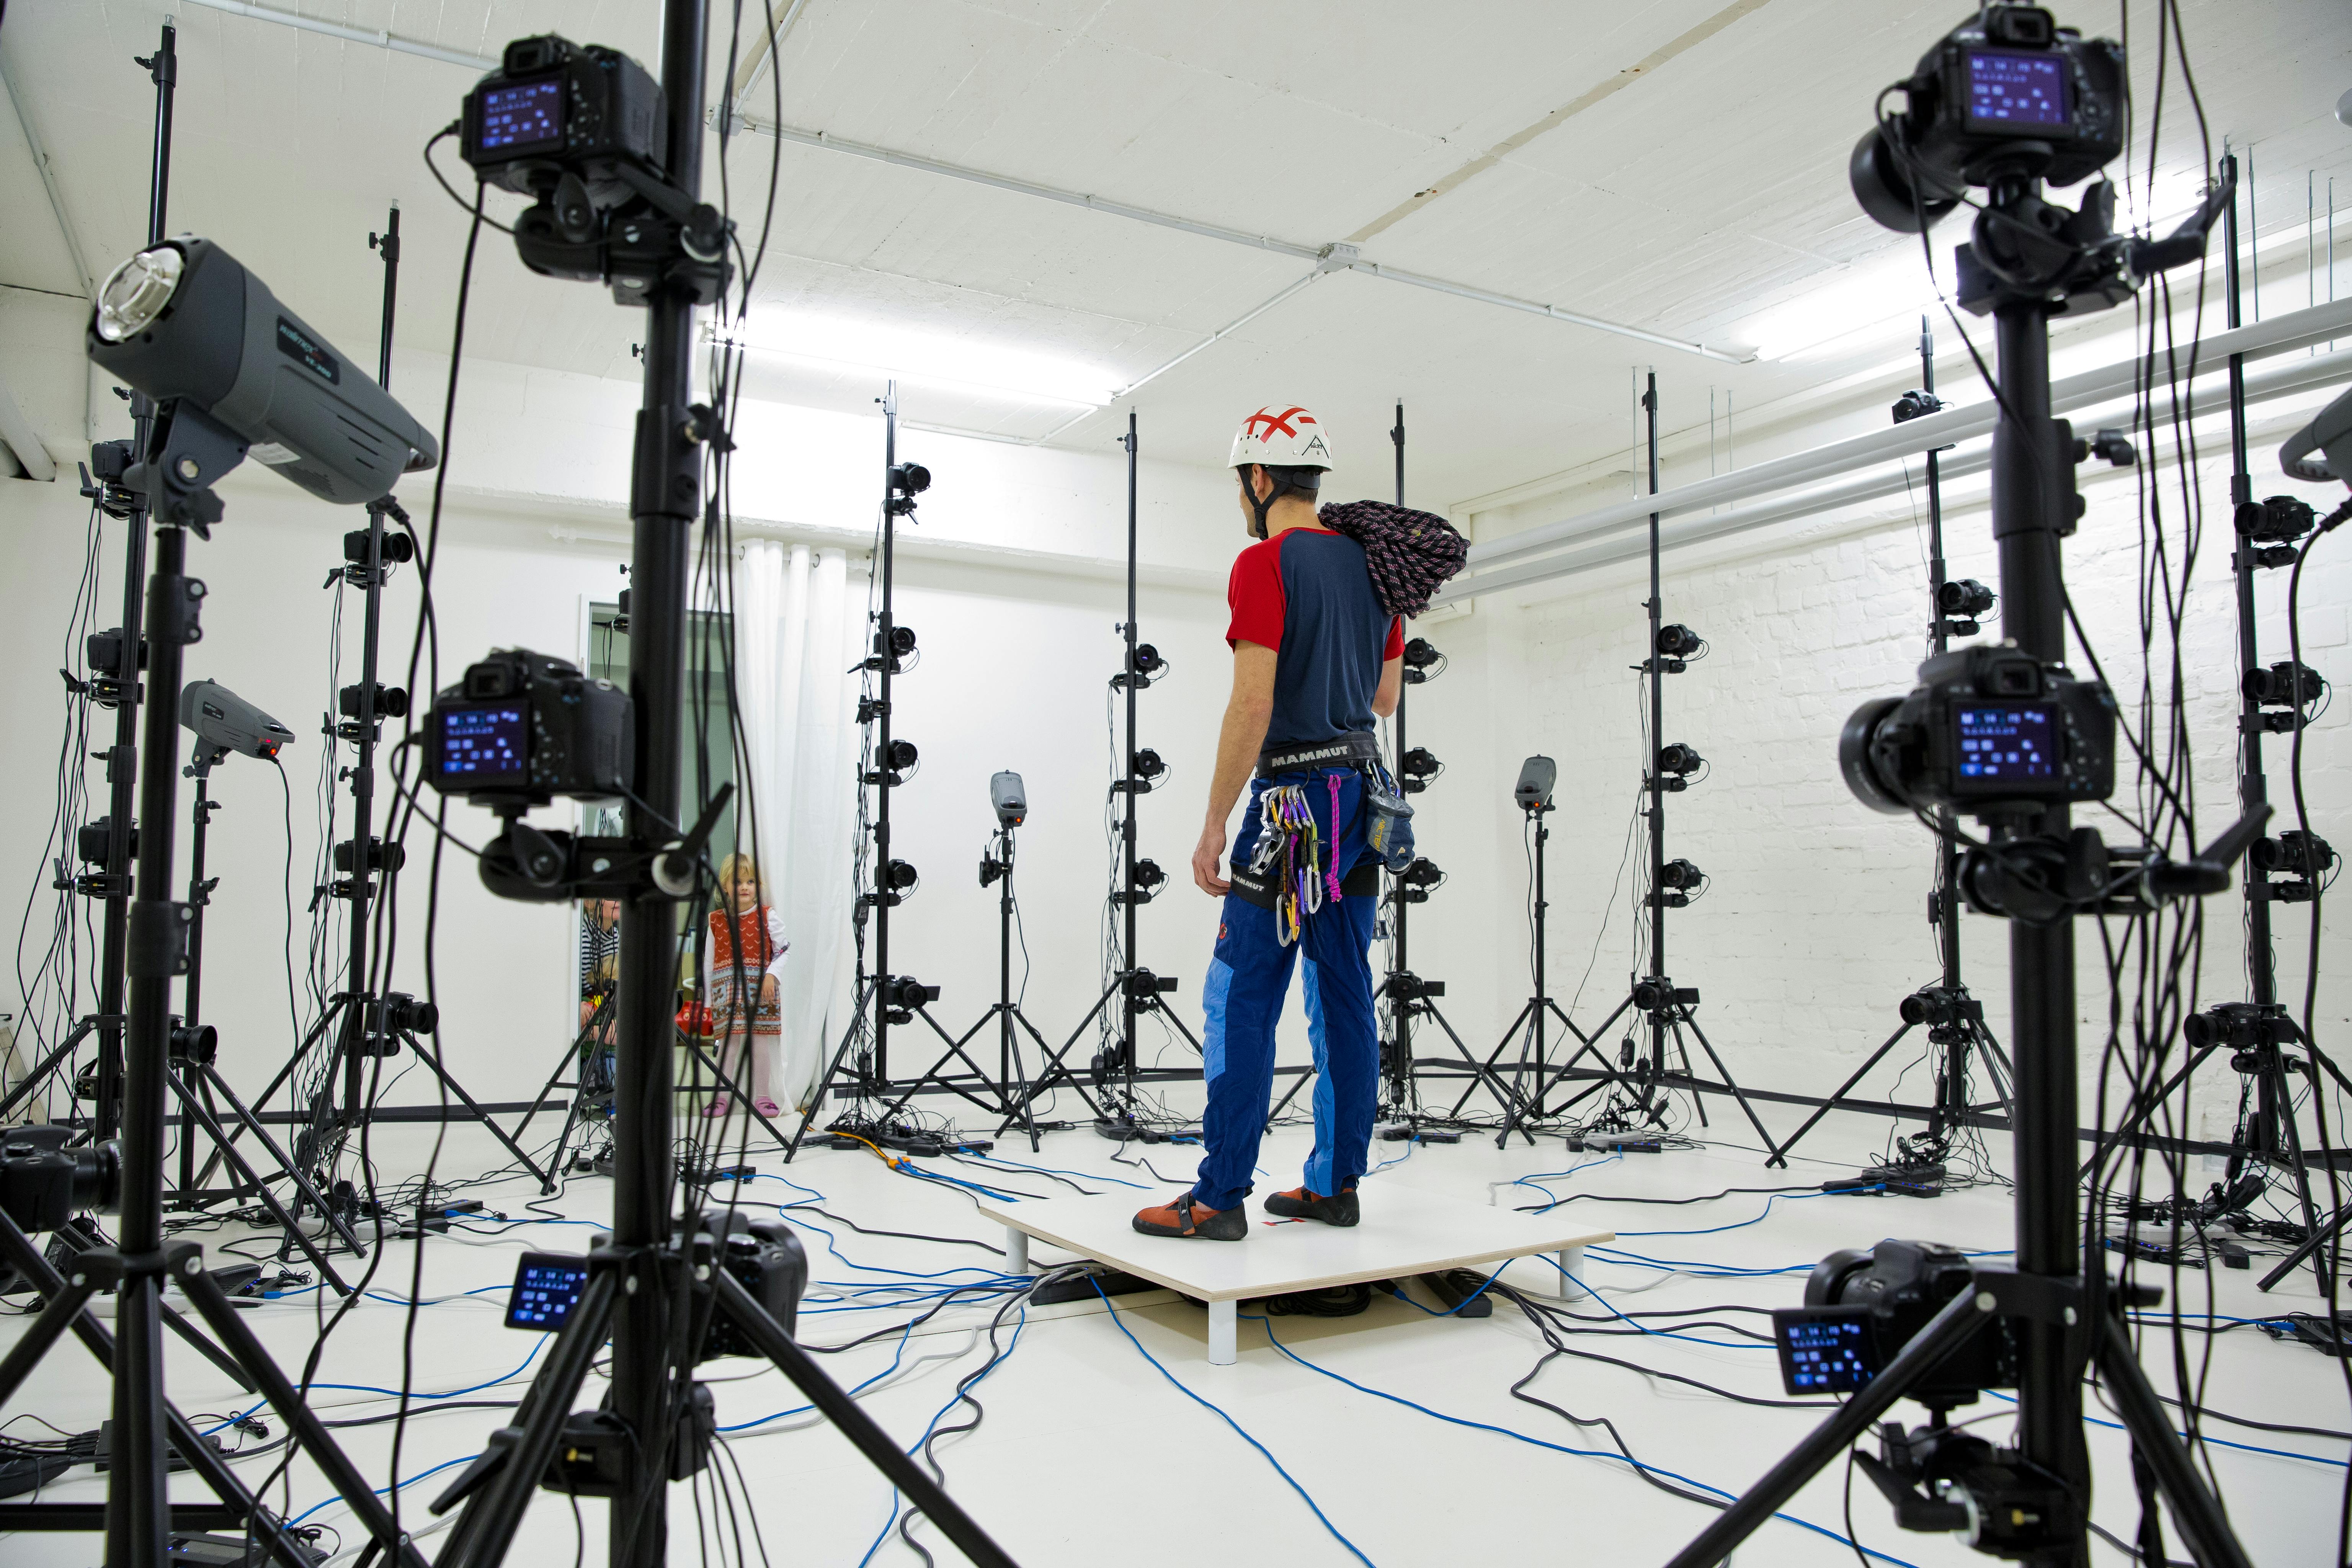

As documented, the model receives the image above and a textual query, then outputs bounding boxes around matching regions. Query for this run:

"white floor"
[4,1106,2345,1568]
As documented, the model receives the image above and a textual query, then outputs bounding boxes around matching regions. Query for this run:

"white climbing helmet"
[1228,404,1334,472]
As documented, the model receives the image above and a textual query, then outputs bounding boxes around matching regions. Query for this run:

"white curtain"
[733,541,860,1109]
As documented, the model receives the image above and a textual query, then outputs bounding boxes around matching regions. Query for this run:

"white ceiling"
[3,0,2348,508]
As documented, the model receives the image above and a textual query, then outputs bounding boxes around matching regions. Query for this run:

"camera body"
[1842,645,2115,822]
[0,1126,121,1233]
[425,649,633,812]
[696,1212,808,1359]
[1851,6,2125,231]
[1774,1239,2014,1404]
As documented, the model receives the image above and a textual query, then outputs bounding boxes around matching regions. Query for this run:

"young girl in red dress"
[705,853,788,1119]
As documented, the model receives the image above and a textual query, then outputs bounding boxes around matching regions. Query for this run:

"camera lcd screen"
[1773,1307,1880,1394]
[478,76,565,155]
[1964,49,2071,129]
[506,1252,590,1332]
[437,700,528,787]
[1954,702,2059,790]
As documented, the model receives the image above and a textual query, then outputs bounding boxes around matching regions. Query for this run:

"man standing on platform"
[1132,405,1401,1241]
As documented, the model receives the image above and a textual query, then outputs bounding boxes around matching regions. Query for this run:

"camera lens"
[1839,697,1910,814]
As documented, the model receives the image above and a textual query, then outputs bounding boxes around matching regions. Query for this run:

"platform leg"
[1207,1299,1238,1365]
[1004,1227,1030,1274]
[1555,1245,1588,1300]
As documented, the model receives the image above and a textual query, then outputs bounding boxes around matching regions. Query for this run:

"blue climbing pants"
[1191,767,1380,1213]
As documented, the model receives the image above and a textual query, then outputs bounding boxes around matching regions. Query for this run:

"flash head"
[2280,384,2352,487]
[180,679,295,772]
[1515,755,1557,811]
[990,770,1026,828]
[87,237,439,508]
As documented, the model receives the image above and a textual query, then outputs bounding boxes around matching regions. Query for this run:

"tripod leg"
[1665,1285,1994,1568]
[1544,997,1595,1049]
[2081,1044,2216,1179]
[175,1256,430,1568]
[997,982,1117,1138]
[687,1041,794,1156]
[192,1062,368,1258]
[1666,1024,1709,1128]
[1447,1000,1535,1125]
[1006,1009,1049,1152]
[1492,1006,1549,1149]
[0,1270,101,1405]
[0,1015,96,1123]
[1973,1022,2017,1122]
[1765,1022,1916,1168]
[712,1269,1019,1568]
[1264,1067,1313,1134]
[2263,1061,2334,1293]
[2093,1316,2257,1568]
[1679,1014,1775,1152]
[786,980,879,1161]
[2259,1197,2352,1292]
[397,1030,552,1187]
[164,1071,353,1296]
[191,1001,338,1192]
[434,1271,616,1568]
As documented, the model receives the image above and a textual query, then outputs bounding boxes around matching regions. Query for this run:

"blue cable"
[298,1336,551,1401]
[1248,1313,1921,1568]
[291,1452,478,1526]
[854,1300,1035,1566]
[722,1311,929,1431]
[1507,1152,1621,1208]
[1089,1281,1377,1566]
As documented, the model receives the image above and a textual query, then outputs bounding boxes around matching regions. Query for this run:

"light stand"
[161,741,363,1291]
[228,205,549,1200]
[426,18,1017,1564]
[1449,793,1593,1144]
[1368,403,1467,1143]
[786,386,951,1159]
[1559,374,1774,1152]
[511,980,618,1180]
[1767,320,2017,1177]
[1671,154,2252,1568]
[0,21,178,1140]
[968,818,1049,1150]
[1007,411,1199,1142]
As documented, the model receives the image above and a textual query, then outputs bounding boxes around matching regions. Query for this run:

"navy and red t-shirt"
[1226,526,1403,748]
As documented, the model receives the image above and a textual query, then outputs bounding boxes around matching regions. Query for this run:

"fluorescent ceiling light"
[1736,249,1946,363]
[719,314,1117,407]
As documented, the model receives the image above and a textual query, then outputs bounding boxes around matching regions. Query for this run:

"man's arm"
[1372,654,1403,719]
[1192,641,1278,895]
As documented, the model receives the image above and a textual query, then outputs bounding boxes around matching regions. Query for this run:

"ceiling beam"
[181,0,499,72]
[0,363,59,482]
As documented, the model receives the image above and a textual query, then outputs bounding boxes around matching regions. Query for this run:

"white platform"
[978,1182,1613,1365]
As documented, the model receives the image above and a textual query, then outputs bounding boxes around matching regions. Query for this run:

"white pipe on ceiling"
[1465,294,2352,580]
[0,367,59,482]
[181,0,497,72]
[1439,341,2352,605]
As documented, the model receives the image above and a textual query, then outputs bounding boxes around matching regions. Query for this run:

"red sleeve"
[1226,538,1285,650]
[1383,616,1404,660]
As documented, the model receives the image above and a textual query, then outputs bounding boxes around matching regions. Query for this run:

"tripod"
[1768,320,2016,1174]
[1,23,182,1143]
[1563,374,1774,1154]
[1446,802,1596,1144]
[955,821,1051,1151]
[1010,411,1201,1142]
[787,383,944,1155]
[425,18,1018,1561]
[159,746,364,1291]
[1671,153,2251,1568]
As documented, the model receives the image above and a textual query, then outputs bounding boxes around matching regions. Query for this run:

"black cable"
[1528,1184,1820,1208]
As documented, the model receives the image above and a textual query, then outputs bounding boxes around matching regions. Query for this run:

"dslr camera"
[1841,645,2115,822]
[423,648,632,813]
[460,35,728,306]
[1849,5,2125,234]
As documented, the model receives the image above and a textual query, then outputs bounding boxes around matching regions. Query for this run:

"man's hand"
[1193,822,1230,896]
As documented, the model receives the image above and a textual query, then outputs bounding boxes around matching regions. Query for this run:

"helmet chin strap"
[1244,467,1275,540]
